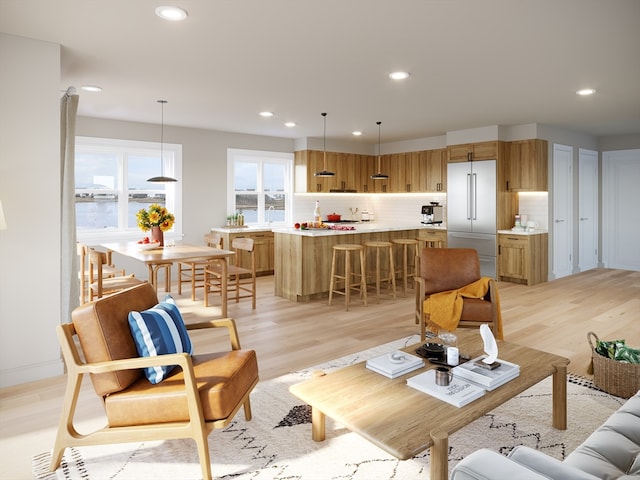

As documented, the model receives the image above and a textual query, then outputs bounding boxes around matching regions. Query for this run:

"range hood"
[329,181,357,193]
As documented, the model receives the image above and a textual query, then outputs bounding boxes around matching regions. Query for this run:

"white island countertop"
[498,229,548,236]
[272,223,446,237]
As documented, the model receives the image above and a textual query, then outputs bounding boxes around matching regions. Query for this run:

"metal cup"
[435,366,453,386]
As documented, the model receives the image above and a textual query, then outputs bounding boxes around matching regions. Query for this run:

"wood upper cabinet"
[505,139,548,191]
[425,148,447,192]
[448,141,501,162]
[295,148,449,193]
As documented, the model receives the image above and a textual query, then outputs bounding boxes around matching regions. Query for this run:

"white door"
[578,149,598,271]
[553,144,573,279]
[602,149,640,271]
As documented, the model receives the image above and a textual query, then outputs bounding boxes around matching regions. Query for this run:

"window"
[75,136,182,242]
[227,149,293,225]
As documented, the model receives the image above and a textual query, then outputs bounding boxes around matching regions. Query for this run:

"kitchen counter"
[272,223,446,237]
[211,226,273,234]
[497,229,548,236]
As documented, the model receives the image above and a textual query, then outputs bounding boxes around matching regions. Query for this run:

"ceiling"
[1,0,639,144]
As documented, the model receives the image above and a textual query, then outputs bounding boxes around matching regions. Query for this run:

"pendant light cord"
[377,121,382,172]
[322,112,327,169]
[159,99,167,171]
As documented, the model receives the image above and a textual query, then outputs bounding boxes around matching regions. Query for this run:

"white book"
[407,369,486,408]
[453,355,520,390]
[366,351,424,379]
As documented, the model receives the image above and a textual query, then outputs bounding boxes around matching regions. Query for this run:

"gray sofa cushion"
[509,446,600,480]
[564,394,640,480]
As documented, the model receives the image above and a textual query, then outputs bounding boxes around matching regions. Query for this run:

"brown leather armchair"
[415,248,503,341]
[50,282,259,480]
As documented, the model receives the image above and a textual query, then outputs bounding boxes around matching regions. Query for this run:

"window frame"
[75,136,183,244]
[227,148,293,226]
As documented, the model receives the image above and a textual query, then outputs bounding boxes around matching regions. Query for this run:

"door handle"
[466,173,472,220]
[555,219,565,223]
[580,217,589,221]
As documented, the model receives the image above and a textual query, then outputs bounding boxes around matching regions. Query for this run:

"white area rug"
[33,335,625,480]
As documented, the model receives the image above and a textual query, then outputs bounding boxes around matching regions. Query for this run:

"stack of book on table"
[452,355,520,391]
[407,369,486,407]
[406,356,520,408]
[365,351,424,379]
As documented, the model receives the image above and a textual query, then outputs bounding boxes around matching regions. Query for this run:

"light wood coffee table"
[289,330,570,480]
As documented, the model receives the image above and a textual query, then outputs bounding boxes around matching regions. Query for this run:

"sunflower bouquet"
[136,203,175,232]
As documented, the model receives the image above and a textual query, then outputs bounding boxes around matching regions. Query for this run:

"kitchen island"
[273,224,446,302]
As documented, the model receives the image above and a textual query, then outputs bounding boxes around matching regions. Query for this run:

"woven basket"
[588,332,640,399]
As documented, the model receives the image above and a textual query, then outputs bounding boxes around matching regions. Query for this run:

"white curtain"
[60,89,79,323]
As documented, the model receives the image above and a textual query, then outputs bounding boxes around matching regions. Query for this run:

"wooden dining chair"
[177,233,223,300]
[204,237,256,309]
[78,243,126,304]
[88,249,144,300]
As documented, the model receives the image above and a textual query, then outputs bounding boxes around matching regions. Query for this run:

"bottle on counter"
[314,200,321,227]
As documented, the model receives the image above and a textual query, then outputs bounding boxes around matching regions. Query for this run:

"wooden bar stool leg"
[344,250,351,311]
[328,248,337,306]
[388,244,396,299]
[359,247,367,306]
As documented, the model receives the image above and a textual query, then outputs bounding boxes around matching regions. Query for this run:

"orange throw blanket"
[423,277,503,339]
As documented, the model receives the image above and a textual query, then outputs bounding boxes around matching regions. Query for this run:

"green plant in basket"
[596,339,640,364]
[136,204,175,232]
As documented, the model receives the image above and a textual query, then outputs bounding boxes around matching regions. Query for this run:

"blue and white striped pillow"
[128,295,193,384]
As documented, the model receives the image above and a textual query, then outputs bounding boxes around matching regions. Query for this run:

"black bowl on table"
[415,342,445,361]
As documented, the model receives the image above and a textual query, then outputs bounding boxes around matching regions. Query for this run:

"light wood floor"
[1,268,638,478]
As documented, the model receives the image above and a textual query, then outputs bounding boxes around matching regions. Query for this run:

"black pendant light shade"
[314,112,335,177]
[147,99,178,183]
[371,121,388,180]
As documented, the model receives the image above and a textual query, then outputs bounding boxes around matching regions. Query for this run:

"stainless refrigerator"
[447,160,497,278]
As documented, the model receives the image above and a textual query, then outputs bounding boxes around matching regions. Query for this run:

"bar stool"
[392,238,420,297]
[328,244,367,311]
[364,241,396,303]
[151,262,172,293]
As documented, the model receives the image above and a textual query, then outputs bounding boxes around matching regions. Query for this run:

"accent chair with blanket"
[415,247,503,341]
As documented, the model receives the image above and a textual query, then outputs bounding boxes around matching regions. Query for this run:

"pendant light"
[147,99,177,183]
[314,112,335,177]
[370,121,389,180]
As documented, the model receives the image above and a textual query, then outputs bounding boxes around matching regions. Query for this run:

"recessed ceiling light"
[81,85,102,92]
[284,122,296,127]
[576,88,596,96]
[352,131,363,136]
[155,6,188,21]
[389,71,410,80]
[259,111,274,117]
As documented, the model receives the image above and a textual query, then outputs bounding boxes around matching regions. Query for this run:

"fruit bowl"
[138,241,161,250]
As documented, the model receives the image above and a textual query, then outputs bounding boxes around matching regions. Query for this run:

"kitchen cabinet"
[505,139,548,191]
[218,230,274,276]
[294,148,449,193]
[498,232,548,285]
[425,149,447,192]
[417,228,448,248]
[448,141,503,162]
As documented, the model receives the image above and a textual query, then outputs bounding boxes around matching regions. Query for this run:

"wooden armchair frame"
[51,317,257,480]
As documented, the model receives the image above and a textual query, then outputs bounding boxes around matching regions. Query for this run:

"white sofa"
[450,391,640,480]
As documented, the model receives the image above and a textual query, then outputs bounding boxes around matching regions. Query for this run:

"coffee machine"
[421,203,443,225]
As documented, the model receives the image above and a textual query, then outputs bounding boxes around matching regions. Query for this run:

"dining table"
[102,241,235,317]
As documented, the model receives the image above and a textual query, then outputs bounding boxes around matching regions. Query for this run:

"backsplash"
[517,192,549,230]
[294,194,447,225]
[294,191,548,230]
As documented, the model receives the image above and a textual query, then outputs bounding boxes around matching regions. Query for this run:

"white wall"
[0,34,63,387]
